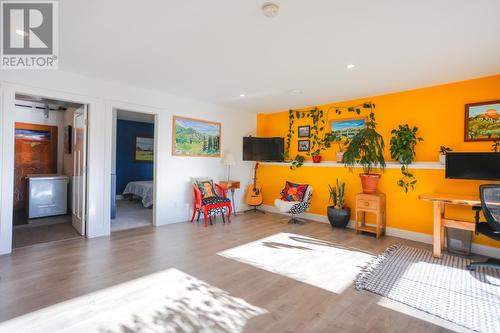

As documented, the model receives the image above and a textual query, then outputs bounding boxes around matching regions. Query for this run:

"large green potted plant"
[327,179,350,228]
[343,112,386,193]
[389,124,423,193]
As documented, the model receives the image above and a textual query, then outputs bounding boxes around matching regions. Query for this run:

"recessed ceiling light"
[347,64,356,69]
[239,93,246,97]
[16,29,26,36]
[262,2,279,18]
[288,89,303,95]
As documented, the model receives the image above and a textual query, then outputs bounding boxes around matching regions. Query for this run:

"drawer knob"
[364,201,369,206]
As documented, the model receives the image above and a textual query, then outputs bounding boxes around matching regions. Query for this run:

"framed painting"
[464,100,500,141]
[172,116,221,157]
[134,136,154,162]
[298,139,310,152]
[329,117,366,139]
[298,125,310,138]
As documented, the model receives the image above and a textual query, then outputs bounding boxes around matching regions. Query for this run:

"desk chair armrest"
[215,183,227,199]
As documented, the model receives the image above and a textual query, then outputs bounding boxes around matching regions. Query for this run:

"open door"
[72,106,87,235]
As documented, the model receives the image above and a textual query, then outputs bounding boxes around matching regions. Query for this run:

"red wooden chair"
[191,183,232,227]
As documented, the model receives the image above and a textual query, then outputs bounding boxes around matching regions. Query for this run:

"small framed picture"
[298,125,310,138]
[464,100,500,141]
[298,139,310,152]
[134,136,154,162]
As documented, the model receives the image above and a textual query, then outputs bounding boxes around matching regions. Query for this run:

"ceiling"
[60,1,500,113]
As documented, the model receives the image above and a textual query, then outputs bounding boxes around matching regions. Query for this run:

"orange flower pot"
[359,173,381,194]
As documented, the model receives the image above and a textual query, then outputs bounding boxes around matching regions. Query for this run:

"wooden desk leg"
[433,201,443,258]
[440,203,445,250]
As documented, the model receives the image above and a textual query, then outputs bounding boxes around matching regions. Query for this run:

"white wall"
[0,70,256,255]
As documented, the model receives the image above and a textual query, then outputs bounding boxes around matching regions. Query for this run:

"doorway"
[111,109,155,232]
[12,94,88,248]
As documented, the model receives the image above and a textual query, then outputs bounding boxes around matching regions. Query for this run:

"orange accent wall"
[256,75,500,248]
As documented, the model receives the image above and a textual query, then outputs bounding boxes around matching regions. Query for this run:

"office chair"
[467,184,500,271]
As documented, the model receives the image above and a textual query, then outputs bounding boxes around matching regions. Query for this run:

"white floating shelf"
[260,161,445,170]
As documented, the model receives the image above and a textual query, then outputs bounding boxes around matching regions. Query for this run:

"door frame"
[0,83,105,255]
[107,102,159,228]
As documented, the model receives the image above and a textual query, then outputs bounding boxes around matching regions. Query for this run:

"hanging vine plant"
[389,124,423,193]
[284,102,376,169]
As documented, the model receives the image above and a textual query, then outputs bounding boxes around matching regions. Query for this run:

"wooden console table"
[355,192,386,238]
[419,193,481,258]
[218,181,240,215]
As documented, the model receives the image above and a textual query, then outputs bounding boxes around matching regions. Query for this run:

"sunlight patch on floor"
[0,268,267,333]
[218,232,374,294]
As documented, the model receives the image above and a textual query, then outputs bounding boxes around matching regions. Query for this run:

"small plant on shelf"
[389,124,423,193]
[439,146,453,164]
[327,179,351,228]
[290,154,305,170]
[343,110,386,193]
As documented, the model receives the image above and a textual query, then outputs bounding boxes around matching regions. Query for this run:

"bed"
[123,181,153,208]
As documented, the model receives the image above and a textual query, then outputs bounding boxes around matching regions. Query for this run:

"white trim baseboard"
[260,204,500,259]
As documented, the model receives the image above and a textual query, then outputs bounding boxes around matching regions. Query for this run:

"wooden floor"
[0,212,468,332]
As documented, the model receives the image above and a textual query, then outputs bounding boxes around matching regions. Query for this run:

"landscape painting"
[134,136,154,162]
[464,100,500,141]
[330,117,365,139]
[173,116,221,157]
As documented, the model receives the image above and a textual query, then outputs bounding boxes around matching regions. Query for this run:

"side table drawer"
[357,199,378,210]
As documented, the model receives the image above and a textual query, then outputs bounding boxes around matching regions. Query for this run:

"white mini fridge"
[27,174,69,219]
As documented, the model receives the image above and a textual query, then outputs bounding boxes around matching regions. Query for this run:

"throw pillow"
[196,179,216,199]
[280,181,309,202]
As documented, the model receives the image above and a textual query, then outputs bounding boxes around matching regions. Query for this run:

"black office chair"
[467,184,500,271]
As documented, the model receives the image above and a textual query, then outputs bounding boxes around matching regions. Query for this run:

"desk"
[218,181,240,215]
[419,193,480,258]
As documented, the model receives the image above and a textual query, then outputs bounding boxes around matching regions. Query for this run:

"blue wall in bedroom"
[116,119,154,194]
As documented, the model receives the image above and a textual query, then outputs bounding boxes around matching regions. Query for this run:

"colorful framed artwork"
[134,136,154,162]
[172,116,221,157]
[464,100,500,141]
[298,125,310,138]
[329,117,366,139]
[298,139,310,152]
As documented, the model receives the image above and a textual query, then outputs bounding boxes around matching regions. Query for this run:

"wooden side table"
[218,181,240,215]
[355,192,386,238]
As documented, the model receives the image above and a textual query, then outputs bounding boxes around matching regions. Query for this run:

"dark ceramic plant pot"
[327,206,351,228]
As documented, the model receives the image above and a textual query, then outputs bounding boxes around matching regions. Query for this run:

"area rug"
[218,232,374,294]
[356,244,500,333]
[0,268,267,333]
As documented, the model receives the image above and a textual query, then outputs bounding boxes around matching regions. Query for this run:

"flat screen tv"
[445,152,500,180]
[243,137,284,162]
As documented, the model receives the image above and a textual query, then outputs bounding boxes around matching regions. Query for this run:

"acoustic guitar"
[245,162,263,206]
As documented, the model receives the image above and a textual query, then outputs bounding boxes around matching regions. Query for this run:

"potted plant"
[328,132,348,162]
[439,146,452,165]
[389,124,423,193]
[343,111,386,194]
[327,179,351,228]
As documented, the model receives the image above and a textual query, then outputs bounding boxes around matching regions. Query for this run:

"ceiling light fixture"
[347,64,356,69]
[288,89,303,95]
[239,93,246,97]
[15,29,26,36]
[262,2,279,18]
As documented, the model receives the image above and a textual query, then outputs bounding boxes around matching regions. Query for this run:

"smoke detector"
[262,2,279,18]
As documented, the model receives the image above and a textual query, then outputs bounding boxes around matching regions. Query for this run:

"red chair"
[191,183,232,227]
